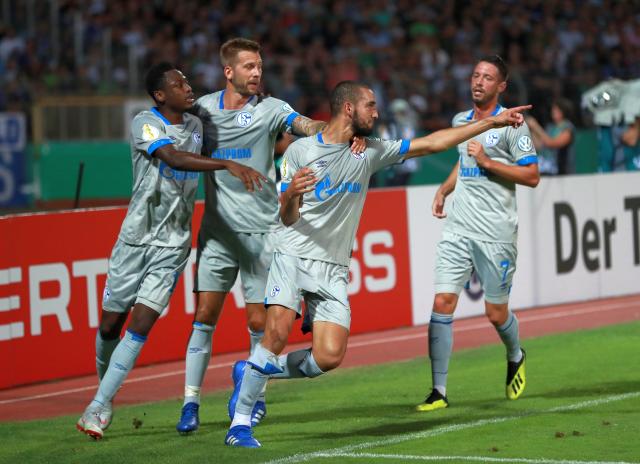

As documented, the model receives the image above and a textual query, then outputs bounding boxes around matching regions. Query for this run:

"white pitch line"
[262,391,640,464]
[320,453,638,464]
[0,301,636,406]
[348,301,635,349]
[0,361,233,405]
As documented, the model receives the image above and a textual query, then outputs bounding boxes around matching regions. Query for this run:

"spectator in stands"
[527,98,576,175]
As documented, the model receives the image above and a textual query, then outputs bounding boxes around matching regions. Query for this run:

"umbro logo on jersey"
[518,135,533,152]
[351,150,366,160]
[484,132,500,147]
[236,112,253,127]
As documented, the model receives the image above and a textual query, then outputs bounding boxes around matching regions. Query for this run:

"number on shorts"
[500,260,510,283]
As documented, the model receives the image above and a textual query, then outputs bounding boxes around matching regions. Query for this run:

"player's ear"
[498,80,507,93]
[344,101,353,117]
[153,89,166,105]
[223,64,233,81]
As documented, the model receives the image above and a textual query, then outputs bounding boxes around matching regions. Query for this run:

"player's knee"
[485,304,508,326]
[315,353,343,372]
[98,312,126,339]
[99,321,122,340]
[433,294,457,314]
[194,301,222,325]
[246,310,266,333]
[314,346,345,372]
[263,325,289,352]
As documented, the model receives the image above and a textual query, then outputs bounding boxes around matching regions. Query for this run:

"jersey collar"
[151,107,172,125]
[219,90,255,110]
[466,103,502,121]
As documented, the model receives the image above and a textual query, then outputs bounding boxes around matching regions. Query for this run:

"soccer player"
[416,55,539,413]
[175,38,364,434]
[76,62,265,440]
[224,80,531,447]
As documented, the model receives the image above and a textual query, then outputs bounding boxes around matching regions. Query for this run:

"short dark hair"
[478,55,509,82]
[220,38,261,67]
[329,81,369,116]
[553,97,574,121]
[145,62,175,101]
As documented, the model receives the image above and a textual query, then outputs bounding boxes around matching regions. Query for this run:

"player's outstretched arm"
[291,115,327,137]
[154,145,267,192]
[280,167,316,226]
[290,115,367,153]
[404,105,532,159]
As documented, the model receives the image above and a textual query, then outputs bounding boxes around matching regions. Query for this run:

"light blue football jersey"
[276,134,409,266]
[118,108,203,248]
[445,105,538,243]
[194,91,299,233]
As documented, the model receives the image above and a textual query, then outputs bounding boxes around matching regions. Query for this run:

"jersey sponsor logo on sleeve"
[315,160,328,168]
[142,123,160,141]
[193,131,202,145]
[351,150,366,160]
[281,103,294,113]
[236,112,253,127]
[517,135,533,152]
[281,158,288,178]
[484,132,500,147]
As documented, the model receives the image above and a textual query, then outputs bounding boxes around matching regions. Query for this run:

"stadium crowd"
[1,0,639,130]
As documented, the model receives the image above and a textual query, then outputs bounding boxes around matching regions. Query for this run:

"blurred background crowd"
[0,0,639,211]
[2,0,639,128]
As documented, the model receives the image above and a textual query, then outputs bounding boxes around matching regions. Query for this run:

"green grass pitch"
[1,321,638,464]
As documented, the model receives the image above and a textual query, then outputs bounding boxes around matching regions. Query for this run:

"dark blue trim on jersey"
[281,182,289,192]
[466,104,502,121]
[151,107,172,125]
[148,138,173,155]
[516,155,538,166]
[317,132,325,144]
[399,139,410,155]
[127,329,147,342]
[286,112,301,127]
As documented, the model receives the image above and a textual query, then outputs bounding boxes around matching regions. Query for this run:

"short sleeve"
[508,122,538,166]
[268,98,301,134]
[279,145,301,192]
[367,138,410,173]
[131,114,172,156]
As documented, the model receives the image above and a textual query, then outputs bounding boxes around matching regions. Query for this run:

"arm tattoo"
[291,115,328,136]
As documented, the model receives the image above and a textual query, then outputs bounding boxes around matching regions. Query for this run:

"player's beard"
[234,77,260,97]
[352,111,374,137]
[471,88,497,106]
